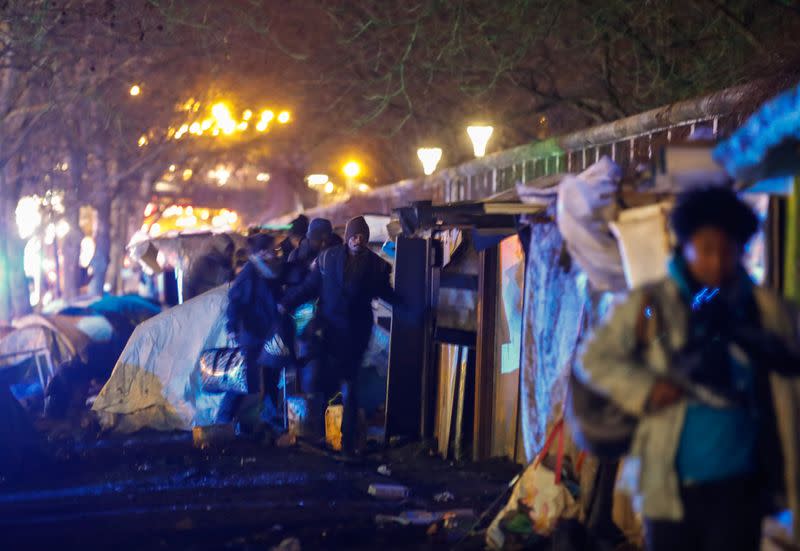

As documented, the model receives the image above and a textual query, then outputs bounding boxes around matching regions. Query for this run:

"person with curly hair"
[580,186,800,550]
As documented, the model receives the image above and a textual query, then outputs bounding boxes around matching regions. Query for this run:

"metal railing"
[280,80,774,225]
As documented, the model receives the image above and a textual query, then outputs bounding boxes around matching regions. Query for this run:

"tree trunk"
[0,166,31,322]
[88,158,116,297]
[0,180,13,323]
[62,149,86,301]
[89,193,111,297]
[105,196,124,295]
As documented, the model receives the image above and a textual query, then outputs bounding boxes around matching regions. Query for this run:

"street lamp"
[467,125,494,158]
[129,84,141,96]
[343,161,361,179]
[417,147,443,175]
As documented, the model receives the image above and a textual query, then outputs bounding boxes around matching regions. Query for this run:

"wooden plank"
[385,237,428,441]
[473,246,499,462]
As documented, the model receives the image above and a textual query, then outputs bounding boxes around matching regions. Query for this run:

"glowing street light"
[324,181,335,194]
[357,183,371,193]
[138,135,148,147]
[242,109,253,121]
[417,147,443,175]
[343,161,361,179]
[256,172,271,182]
[129,84,141,96]
[467,125,494,158]
[277,111,291,124]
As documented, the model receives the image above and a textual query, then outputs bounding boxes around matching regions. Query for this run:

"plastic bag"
[487,419,582,549]
[556,157,627,292]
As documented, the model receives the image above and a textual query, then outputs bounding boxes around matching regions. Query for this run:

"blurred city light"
[467,125,494,157]
[278,111,291,124]
[306,174,329,187]
[324,181,335,194]
[16,196,42,239]
[256,172,271,182]
[343,161,361,178]
[80,237,96,268]
[417,147,443,175]
[129,84,141,96]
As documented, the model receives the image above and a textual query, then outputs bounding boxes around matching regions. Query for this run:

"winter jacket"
[579,277,800,539]
[282,244,396,348]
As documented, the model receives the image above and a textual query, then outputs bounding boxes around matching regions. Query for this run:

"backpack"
[566,290,659,459]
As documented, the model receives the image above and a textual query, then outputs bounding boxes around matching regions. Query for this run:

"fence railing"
[275,80,775,226]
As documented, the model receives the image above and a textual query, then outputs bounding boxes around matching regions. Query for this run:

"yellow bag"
[325,404,343,451]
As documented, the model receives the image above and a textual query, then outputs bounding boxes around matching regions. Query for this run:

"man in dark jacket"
[285,218,342,286]
[281,216,396,455]
[284,218,340,438]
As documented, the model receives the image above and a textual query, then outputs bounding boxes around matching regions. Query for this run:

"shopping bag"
[199,347,248,394]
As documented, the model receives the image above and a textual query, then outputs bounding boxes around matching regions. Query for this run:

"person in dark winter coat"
[218,233,290,432]
[285,218,342,286]
[281,215,396,455]
[284,218,341,438]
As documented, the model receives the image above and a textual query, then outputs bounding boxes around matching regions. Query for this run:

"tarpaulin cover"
[556,157,627,293]
[92,285,230,432]
[89,295,162,326]
[519,218,619,460]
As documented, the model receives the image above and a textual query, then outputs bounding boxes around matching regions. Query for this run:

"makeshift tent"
[0,314,97,400]
[92,285,230,432]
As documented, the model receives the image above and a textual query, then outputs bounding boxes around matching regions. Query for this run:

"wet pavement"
[0,432,518,550]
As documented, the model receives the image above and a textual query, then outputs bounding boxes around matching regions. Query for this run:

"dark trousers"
[645,476,761,551]
[322,328,368,454]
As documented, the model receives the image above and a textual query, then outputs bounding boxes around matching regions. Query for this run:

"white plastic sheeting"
[92,285,230,432]
[556,157,627,293]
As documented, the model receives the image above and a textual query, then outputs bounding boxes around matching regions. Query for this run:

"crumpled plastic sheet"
[519,216,622,461]
[556,157,627,293]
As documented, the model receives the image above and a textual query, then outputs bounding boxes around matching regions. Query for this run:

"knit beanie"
[307,218,333,241]
[345,216,370,242]
[290,215,310,237]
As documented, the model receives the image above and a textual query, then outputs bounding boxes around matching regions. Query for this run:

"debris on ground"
[433,490,455,503]
[377,464,392,477]
[368,483,410,500]
[271,537,301,551]
[375,509,476,528]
